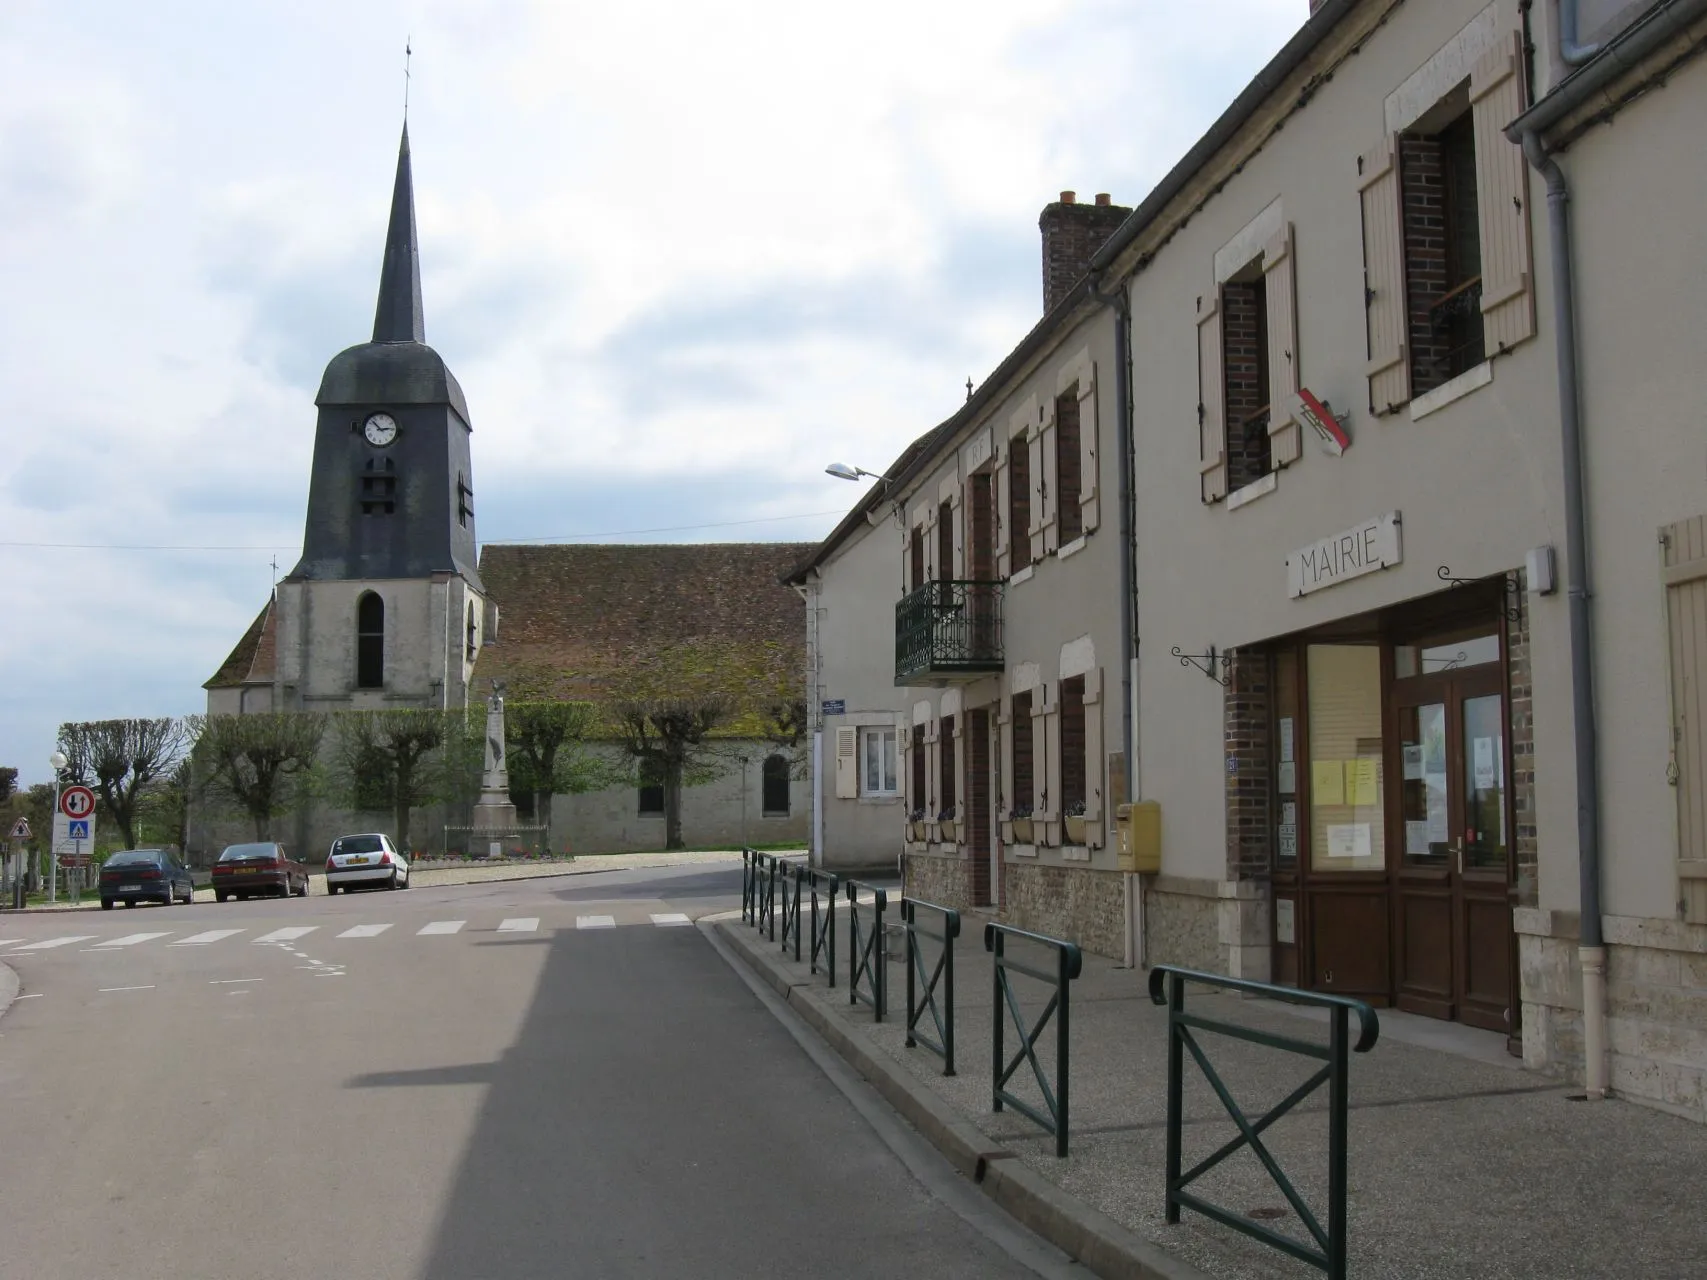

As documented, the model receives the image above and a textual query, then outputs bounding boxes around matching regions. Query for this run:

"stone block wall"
[1002,863,1124,959]
[1145,877,1223,973]
[904,850,973,910]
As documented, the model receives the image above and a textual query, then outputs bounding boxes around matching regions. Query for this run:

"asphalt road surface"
[0,863,1072,1279]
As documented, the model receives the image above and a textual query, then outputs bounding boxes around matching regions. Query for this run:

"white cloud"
[0,0,1303,781]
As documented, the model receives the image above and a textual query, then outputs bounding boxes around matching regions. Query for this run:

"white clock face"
[363,413,398,447]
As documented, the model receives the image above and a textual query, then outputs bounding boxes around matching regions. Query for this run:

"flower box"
[938,820,960,845]
[1065,815,1088,846]
[1010,817,1035,845]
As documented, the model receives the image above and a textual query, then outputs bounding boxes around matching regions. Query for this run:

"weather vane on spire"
[404,38,413,119]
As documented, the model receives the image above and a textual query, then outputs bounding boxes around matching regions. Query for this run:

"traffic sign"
[51,811,96,857]
[67,819,89,840]
[8,817,28,840]
[60,786,96,820]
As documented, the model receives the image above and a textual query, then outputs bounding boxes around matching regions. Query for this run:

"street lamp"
[825,462,883,482]
[47,749,67,904]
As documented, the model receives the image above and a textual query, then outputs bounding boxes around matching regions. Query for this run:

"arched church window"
[356,592,385,689]
[762,754,791,817]
[466,602,477,662]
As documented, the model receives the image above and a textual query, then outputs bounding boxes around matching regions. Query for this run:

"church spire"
[372,124,425,344]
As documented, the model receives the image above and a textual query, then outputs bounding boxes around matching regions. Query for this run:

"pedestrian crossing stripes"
[0,911,703,954]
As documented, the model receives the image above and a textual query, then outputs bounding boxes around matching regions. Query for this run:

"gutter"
[1505,0,1707,1098]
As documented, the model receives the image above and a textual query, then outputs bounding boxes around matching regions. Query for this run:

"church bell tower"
[273,125,488,712]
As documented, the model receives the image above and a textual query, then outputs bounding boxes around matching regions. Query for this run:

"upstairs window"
[1402,106,1485,395]
[937,500,954,582]
[1060,676,1087,816]
[1221,264,1272,493]
[762,754,791,816]
[1055,391,1084,543]
[1011,688,1034,814]
[1008,434,1033,574]
[910,525,926,592]
[939,714,957,817]
[356,592,385,689]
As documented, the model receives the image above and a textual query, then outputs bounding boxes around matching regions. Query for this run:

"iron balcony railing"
[894,579,1004,686]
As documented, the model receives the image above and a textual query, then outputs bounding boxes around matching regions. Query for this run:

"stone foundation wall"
[903,851,973,910]
[1518,908,1707,1123]
[1002,863,1125,959]
[1145,877,1223,973]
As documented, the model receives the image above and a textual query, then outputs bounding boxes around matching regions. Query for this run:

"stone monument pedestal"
[472,687,520,858]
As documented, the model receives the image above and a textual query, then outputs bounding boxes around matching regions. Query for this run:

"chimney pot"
[1094,192,1111,207]
[1059,190,1076,205]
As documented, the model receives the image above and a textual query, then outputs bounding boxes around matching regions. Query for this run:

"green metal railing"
[986,922,1081,1157]
[894,579,1004,685]
[804,867,838,982]
[741,849,758,924]
[780,863,802,955]
[902,898,959,1075]
[1148,965,1380,1280]
[845,879,888,1021]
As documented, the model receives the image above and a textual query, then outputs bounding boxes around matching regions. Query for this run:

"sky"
[0,0,1305,785]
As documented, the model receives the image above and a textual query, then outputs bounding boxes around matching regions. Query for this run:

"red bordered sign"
[59,786,97,820]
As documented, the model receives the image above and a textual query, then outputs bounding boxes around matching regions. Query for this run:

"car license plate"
[235,868,256,874]
[348,857,369,865]
[120,884,140,892]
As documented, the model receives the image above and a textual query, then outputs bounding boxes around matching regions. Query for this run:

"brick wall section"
[1055,392,1083,543]
[1400,135,1451,396]
[1220,278,1270,491]
[1002,863,1125,959]
[1060,675,1086,812]
[1508,569,1538,907]
[1038,197,1132,315]
[1225,649,1272,880]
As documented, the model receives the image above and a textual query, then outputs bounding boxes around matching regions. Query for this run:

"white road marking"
[171,930,244,946]
[417,921,465,935]
[98,985,155,993]
[576,915,616,930]
[316,972,347,978]
[497,918,538,933]
[337,924,393,938]
[13,993,43,1000]
[253,927,317,944]
[11,936,96,951]
[92,933,173,948]
[210,978,264,985]
[651,913,693,927]
[0,940,21,948]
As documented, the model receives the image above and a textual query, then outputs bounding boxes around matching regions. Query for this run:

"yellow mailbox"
[1115,800,1161,873]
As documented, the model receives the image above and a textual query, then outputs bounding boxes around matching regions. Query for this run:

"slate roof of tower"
[472,542,812,701]
[203,597,277,689]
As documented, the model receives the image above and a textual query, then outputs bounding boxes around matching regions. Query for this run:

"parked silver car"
[324,833,411,894]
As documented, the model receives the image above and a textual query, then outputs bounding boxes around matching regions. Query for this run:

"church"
[200,126,809,858]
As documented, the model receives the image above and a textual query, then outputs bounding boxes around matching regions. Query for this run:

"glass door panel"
[1399,701,1450,866]
[1462,692,1508,872]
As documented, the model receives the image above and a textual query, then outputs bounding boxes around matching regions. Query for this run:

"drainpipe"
[1095,278,1141,969]
[1510,0,1707,1100]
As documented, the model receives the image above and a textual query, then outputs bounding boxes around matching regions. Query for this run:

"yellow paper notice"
[1311,760,1345,806]
[1347,757,1380,807]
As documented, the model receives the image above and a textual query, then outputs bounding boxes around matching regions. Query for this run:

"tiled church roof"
[203,597,277,690]
[473,542,811,701]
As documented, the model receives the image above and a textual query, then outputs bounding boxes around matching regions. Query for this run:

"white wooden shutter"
[834,727,858,799]
[899,720,914,817]
[1028,424,1047,564]
[994,440,1010,578]
[1471,33,1536,355]
[1039,400,1059,555]
[1197,295,1227,503]
[1083,669,1105,846]
[1359,136,1409,415]
[1665,515,1707,923]
[1079,371,1100,533]
[1263,224,1302,469]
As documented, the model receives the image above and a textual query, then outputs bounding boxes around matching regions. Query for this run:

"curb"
[717,920,1208,1280]
[0,961,18,1024]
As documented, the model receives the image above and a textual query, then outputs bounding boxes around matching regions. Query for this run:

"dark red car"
[212,842,309,902]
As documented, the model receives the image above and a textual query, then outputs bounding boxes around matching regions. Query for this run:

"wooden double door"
[1390,664,1513,1031]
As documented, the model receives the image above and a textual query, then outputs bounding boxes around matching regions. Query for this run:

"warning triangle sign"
[9,818,30,839]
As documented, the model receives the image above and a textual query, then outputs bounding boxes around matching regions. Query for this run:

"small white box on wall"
[1525,545,1557,596]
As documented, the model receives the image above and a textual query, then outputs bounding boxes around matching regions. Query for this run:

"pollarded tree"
[197,712,327,841]
[57,717,199,850]
[328,709,466,853]
[504,699,611,850]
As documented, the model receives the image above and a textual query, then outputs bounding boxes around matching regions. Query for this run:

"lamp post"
[824,462,883,483]
[47,749,67,904]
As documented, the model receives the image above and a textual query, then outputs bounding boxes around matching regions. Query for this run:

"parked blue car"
[99,849,195,909]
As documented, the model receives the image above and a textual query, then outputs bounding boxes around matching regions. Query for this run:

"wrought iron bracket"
[1172,645,1232,687]
[1436,566,1522,623]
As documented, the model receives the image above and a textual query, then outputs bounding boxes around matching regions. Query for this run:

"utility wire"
[0,508,847,552]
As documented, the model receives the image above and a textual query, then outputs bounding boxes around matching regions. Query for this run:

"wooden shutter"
[1664,516,1707,923]
[998,693,1014,819]
[1359,136,1409,415]
[1197,296,1227,503]
[1039,400,1060,555]
[1471,33,1536,355]
[899,720,913,817]
[1263,224,1302,468]
[1039,687,1060,845]
[1083,669,1105,844]
[994,440,1010,578]
[1079,369,1100,533]
[834,727,858,799]
[924,719,940,838]
[1028,425,1047,564]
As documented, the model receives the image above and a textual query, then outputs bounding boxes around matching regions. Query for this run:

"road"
[0,862,1071,1279]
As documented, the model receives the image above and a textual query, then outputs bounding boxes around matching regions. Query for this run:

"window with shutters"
[860,727,898,797]
[762,755,791,816]
[1664,515,1707,924]
[1221,261,1272,493]
[909,524,926,591]
[911,723,926,815]
[1011,689,1034,814]
[1055,391,1083,543]
[937,500,954,582]
[940,714,957,819]
[1060,676,1087,815]
[1008,430,1033,574]
[1360,31,1534,418]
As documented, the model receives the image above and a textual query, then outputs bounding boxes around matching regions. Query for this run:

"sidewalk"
[720,908,1707,1280]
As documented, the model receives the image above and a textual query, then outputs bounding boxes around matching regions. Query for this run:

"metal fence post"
[1055,939,1071,1159]
[1164,970,1183,1225]
[1329,1004,1349,1280]
[990,928,1004,1115]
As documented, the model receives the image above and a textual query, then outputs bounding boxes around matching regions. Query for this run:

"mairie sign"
[1286,512,1402,599]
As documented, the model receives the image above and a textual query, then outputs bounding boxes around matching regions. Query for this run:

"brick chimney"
[1039,190,1131,314]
